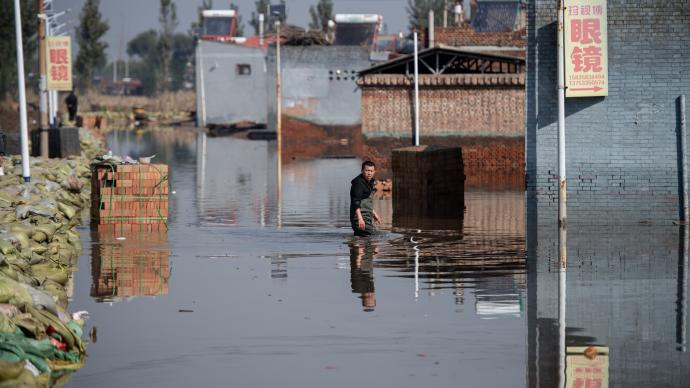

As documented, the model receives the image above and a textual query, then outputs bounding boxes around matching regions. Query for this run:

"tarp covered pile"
[0,128,103,386]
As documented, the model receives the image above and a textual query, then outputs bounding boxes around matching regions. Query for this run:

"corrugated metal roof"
[359,44,525,76]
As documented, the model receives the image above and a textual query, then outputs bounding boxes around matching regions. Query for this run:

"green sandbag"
[56,203,76,220]
[0,359,24,381]
[0,330,81,373]
[0,241,15,255]
[33,224,57,240]
[0,315,16,334]
[0,368,50,387]
[0,276,32,306]
[38,281,67,311]
[28,242,47,255]
[0,266,18,282]
[8,225,33,238]
[31,264,68,286]
[25,307,83,354]
[4,257,29,273]
[1,233,29,250]
[31,232,47,244]
[66,230,80,246]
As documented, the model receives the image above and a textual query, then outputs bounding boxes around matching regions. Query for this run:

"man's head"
[362,292,376,311]
[361,160,376,181]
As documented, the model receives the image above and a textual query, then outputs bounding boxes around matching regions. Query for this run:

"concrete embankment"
[0,128,102,386]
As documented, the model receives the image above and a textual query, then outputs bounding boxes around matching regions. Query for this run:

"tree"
[308,0,333,32]
[158,0,178,93]
[127,30,192,95]
[250,0,286,35]
[190,0,213,35]
[250,0,269,35]
[406,0,445,32]
[170,34,194,90]
[230,2,245,37]
[0,0,38,98]
[75,0,109,91]
[127,30,159,95]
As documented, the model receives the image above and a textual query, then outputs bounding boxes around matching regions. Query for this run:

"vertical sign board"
[45,36,72,91]
[566,346,609,388]
[564,0,608,97]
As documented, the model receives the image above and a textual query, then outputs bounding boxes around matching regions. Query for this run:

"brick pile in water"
[90,226,170,301]
[91,164,169,232]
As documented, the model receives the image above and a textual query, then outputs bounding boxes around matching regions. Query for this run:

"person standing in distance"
[65,89,78,122]
[350,160,381,236]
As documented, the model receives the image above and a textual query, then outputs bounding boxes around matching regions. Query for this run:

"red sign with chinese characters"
[564,0,608,97]
[46,36,72,91]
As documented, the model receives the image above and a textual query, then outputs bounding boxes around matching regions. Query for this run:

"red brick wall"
[360,74,525,138]
[425,26,526,50]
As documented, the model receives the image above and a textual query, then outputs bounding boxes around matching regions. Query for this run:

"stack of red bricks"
[91,164,169,232]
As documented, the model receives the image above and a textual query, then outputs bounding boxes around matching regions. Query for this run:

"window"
[236,64,251,76]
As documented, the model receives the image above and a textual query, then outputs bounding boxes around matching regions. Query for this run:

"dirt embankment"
[0,95,40,134]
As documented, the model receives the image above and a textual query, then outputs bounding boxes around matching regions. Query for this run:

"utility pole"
[428,10,435,48]
[443,0,448,28]
[38,0,49,158]
[259,13,265,46]
[557,3,567,388]
[275,20,282,164]
[413,31,420,146]
[14,0,31,181]
[557,0,567,231]
[275,20,282,228]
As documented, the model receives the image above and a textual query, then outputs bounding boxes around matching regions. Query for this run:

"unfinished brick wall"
[430,26,526,48]
[359,74,525,138]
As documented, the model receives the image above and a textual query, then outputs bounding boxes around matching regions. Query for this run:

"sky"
[53,0,410,61]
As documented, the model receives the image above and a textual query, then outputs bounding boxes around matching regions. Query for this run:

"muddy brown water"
[65,130,690,387]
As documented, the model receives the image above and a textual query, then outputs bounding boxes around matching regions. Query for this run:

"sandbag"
[0,277,32,306]
[56,203,76,220]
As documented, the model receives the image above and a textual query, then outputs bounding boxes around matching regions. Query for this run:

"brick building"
[357,46,526,181]
[429,26,526,58]
[527,1,690,225]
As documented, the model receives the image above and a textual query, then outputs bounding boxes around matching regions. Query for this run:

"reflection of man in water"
[349,241,376,311]
[350,161,381,236]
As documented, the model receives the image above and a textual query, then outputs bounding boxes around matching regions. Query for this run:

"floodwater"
[65,129,690,387]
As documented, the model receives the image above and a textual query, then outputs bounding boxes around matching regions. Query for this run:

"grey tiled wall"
[526,0,690,225]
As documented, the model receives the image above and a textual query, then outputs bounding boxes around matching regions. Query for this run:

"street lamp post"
[13,0,31,181]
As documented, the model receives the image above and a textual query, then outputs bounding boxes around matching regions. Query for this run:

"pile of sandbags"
[0,128,103,386]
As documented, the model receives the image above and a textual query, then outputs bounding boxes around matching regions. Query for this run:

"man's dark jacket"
[350,174,374,221]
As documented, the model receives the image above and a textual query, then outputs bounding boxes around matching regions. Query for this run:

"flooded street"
[64,130,690,387]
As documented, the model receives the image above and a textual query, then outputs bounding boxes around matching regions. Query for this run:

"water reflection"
[348,239,377,311]
[527,225,690,387]
[90,226,170,302]
[350,190,526,316]
[196,133,277,226]
[74,130,529,388]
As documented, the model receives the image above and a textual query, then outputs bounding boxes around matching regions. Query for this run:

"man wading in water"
[350,161,381,236]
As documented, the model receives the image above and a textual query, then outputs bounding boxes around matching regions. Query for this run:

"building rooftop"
[359,44,525,76]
